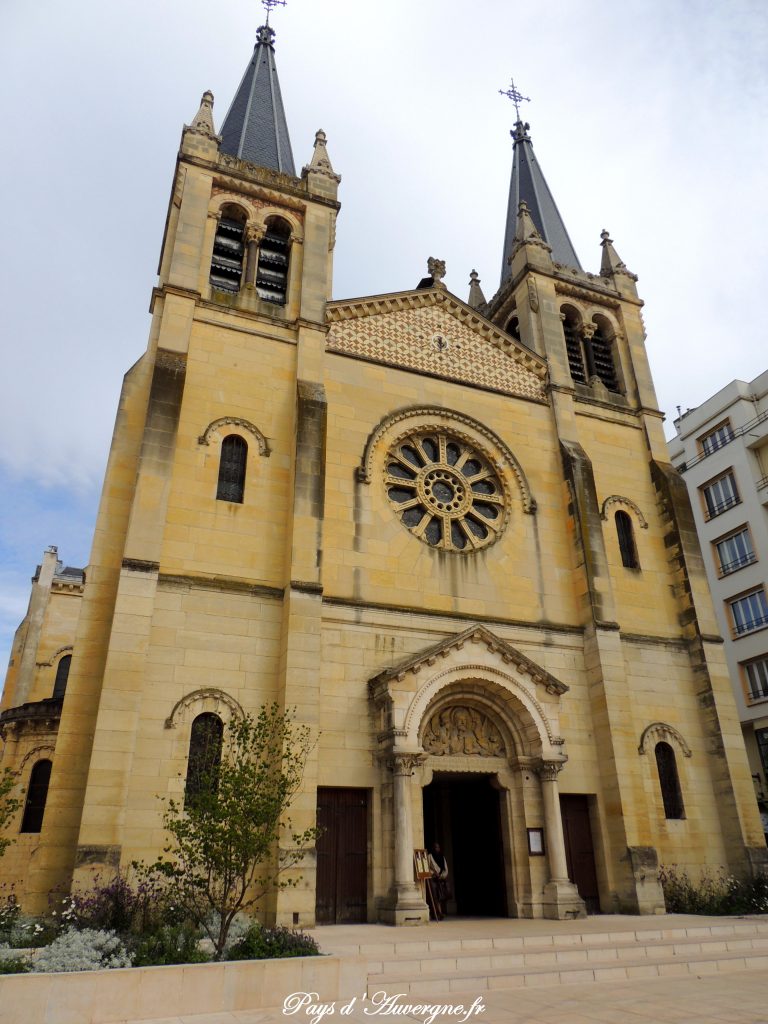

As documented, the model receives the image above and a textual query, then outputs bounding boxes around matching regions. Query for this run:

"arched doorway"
[423,772,507,916]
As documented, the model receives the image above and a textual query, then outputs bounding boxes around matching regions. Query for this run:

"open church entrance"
[423,774,507,917]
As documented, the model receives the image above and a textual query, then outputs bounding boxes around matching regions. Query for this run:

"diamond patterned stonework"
[327,302,546,401]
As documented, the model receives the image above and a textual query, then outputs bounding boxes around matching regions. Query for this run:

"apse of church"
[1,20,765,926]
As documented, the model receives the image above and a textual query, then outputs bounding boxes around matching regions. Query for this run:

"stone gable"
[326,298,547,402]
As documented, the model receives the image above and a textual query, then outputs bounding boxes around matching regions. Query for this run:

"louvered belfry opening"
[210,206,247,293]
[591,321,619,392]
[562,309,586,384]
[256,216,291,304]
[216,435,248,503]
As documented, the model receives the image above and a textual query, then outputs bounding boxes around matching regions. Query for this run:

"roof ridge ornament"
[261,0,286,24]
[600,229,638,281]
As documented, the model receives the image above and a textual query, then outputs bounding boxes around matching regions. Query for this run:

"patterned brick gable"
[326,291,547,402]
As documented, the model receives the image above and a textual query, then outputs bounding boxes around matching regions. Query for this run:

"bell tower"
[30,11,341,912]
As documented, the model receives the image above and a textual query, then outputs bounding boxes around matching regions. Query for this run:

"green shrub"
[227,924,320,960]
[0,944,29,974]
[130,923,209,967]
[660,865,768,915]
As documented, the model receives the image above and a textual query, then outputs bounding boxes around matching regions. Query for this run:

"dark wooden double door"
[315,787,368,924]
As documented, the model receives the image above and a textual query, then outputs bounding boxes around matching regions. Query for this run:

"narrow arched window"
[52,654,71,699]
[210,207,246,293]
[615,511,639,569]
[256,217,291,305]
[20,759,52,834]
[505,315,521,342]
[216,435,247,503]
[590,322,619,392]
[185,713,224,809]
[655,742,684,819]
[561,308,586,384]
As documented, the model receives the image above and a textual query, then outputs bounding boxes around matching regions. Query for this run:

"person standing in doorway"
[429,841,450,920]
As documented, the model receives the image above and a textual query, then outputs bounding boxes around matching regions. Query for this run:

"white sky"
[0,0,766,668]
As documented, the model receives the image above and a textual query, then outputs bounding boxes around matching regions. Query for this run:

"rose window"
[385,432,506,551]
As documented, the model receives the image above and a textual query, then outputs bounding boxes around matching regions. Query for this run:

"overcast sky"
[1,0,766,670]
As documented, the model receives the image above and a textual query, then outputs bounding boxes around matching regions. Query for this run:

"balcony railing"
[719,552,757,576]
[733,612,768,637]
[677,407,768,473]
[703,494,741,520]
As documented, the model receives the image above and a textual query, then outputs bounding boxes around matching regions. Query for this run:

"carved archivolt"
[164,688,244,730]
[20,744,55,770]
[358,405,536,514]
[198,417,271,456]
[638,722,692,758]
[600,494,649,529]
[36,645,73,668]
[423,704,505,756]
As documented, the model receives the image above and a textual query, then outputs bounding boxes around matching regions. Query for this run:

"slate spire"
[500,120,582,282]
[219,23,296,174]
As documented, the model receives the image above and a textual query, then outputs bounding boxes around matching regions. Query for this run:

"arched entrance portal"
[423,772,507,916]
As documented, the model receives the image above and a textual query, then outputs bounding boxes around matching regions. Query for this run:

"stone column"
[244,226,262,288]
[579,322,597,380]
[380,753,430,926]
[539,761,586,919]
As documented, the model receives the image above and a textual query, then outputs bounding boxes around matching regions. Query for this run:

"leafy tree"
[0,769,21,858]
[151,704,317,959]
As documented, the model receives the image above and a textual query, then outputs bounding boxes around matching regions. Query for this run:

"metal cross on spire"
[262,0,286,25]
[498,78,531,121]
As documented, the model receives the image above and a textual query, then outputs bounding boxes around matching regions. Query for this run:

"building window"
[701,471,740,520]
[505,314,521,342]
[655,742,685,819]
[699,421,734,457]
[756,728,768,777]
[615,510,639,569]
[729,588,768,637]
[256,217,291,305]
[52,654,71,699]
[715,527,756,576]
[216,435,247,503]
[185,713,224,809]
[20,759,52,834]
[745,657,768,703]
[210,208,246,293]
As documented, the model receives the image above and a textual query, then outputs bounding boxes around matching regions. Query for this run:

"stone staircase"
[318,918,768,997]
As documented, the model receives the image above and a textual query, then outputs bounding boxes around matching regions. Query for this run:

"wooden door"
[560,794,600,913]
[315,788,368,924]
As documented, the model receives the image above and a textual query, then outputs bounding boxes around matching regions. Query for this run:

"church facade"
[2,23,765,926]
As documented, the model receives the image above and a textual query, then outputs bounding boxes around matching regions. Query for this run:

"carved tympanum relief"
[423,705,505,756]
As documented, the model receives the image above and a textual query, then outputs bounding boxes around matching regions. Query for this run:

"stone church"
[1,20,765,926]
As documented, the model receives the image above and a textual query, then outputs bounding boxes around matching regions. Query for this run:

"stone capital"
[388,752,426,776]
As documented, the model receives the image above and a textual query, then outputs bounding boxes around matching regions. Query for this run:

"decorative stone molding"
[527,278,539,313]
[357,405,536,514]
[422,704,505,756]
[600,494,649,529]
[198,417,271,456]
[638,722,692,758]
[164,688,244,729]
[538,760,564,782]
[554,280,622,311]
[387,752,426,776]
[20,744,55,770]
[156,351,187,375]
[36,645,73,669]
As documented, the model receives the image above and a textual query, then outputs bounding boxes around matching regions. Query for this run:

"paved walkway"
[122,916,768,1024]
[128,972,768,1024]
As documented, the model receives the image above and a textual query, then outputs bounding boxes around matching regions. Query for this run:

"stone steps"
[361,920,768,996]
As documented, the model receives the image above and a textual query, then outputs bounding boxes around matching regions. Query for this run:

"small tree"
[0,769,21,858]
[152,704,317,958]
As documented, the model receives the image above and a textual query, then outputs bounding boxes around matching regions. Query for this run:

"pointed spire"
[219,23,295,174]
[188,91,218,140]
[500,119,582,282]
[600,229,637,280]
[467,270,487,311]
[303,129,341,183]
